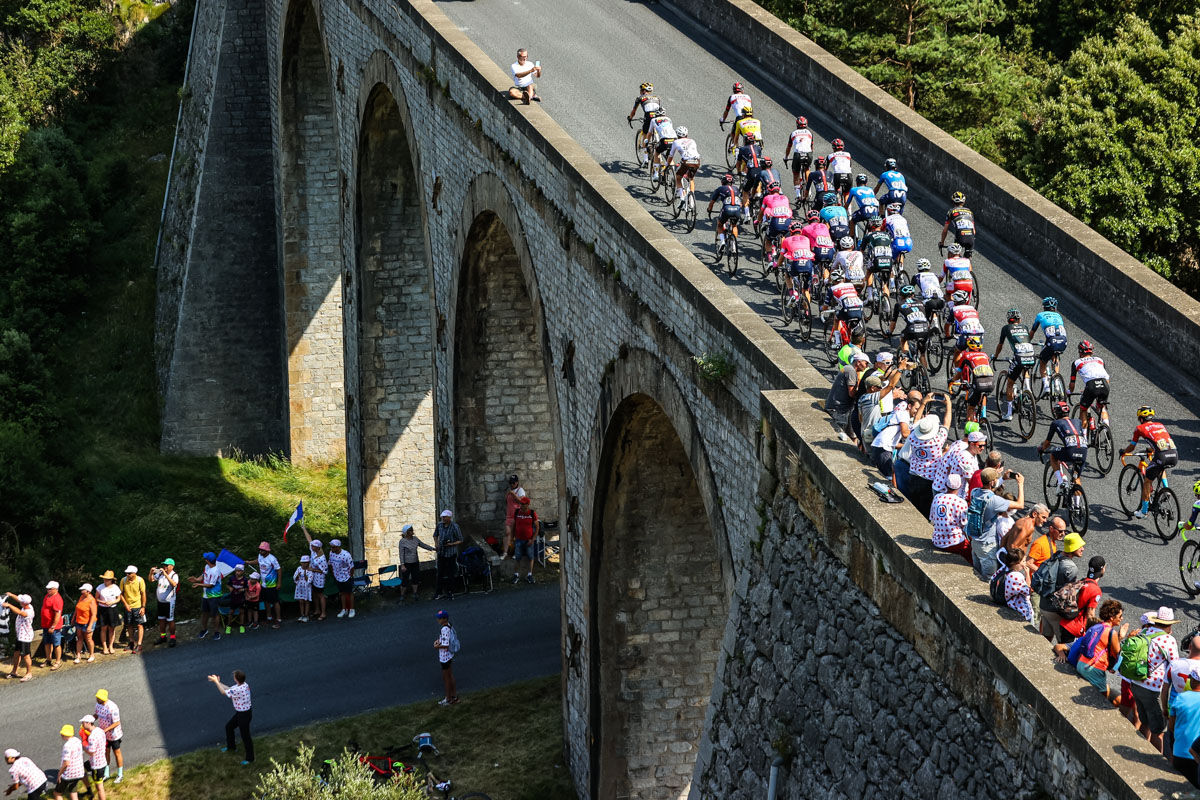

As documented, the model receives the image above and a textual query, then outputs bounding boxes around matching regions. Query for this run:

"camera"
[1005,470,1018,479]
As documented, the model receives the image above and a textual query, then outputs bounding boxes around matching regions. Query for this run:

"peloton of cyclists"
[706,174,742,256]
[1029,296,1069,397]
[1069,340,1110,427]
[939,190,977,257]
[784,117,814,202]
[1119,406,1179,519]
[991,308,1037,421]
[665,126,700,205]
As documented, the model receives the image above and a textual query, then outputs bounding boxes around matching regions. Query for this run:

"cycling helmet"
[951,191,966,205]
[830,268,845,282]
[899,284,916,297]
[789,220,804,233]
[722,173,735,185]
[796,116,808,128]
[1006,308,1021,323]
[814,156,826,168]
[951,290,969,304]
[886,202,901,215]
[762,156,774,168]
[740,106,753,118]
[1053,401,1070,419]
[1042,296,1058,311]
[855,173,868,186]
[849,322,865,339]
[966,336,982,351]
[832,138,844,150]
[867,216,883,230]
[884,158,898,170]
[947,243,964,257]
[640,82,653,93]
[1077,340,1094,355]
[676,125,688,138]
[767,181,781,192]
[806,210,819,222]
[1137,405,1155,421]
[838,236,855,250]
[916,258,932,272]
[822,191,839,206]
[732,81,743,93]
[1193,479,1200,498]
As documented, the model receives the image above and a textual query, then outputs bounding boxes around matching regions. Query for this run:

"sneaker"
[348,609,356,619]
[437,698,451,706]
[999,412,1012,422]
[168,637,176,648]
[114,776,123,785]
[499,553,508,561]
[512,574,520,585]
[449,696,460,705]
[1134,507,1148,519]
[250,622,260,630]
[225,626,231,635]
[239,626,246,634]
[337,609,347,619]
[526,574,535,584]
[213,632,222,641]
[198,629,208,639]
[298,616,308,623]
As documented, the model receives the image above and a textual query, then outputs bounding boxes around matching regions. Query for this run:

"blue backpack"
[1067,622,1106,667]
[966,489,994,540]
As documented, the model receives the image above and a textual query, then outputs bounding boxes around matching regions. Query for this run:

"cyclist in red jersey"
[950,336,994,423]
[1118,406,1180,518]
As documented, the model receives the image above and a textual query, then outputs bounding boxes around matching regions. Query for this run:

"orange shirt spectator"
[74,592,96,627]
[1028,518,1067,569]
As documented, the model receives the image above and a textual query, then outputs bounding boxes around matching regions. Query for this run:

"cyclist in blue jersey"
[1028,296,1069,397]
[820,200,851,242]
[846,174,880,239]
[1037,401,1088,488]
[874,158,908,213]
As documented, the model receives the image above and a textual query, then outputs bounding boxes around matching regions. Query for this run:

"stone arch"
[278,0,344,464]
[585,350,733,800]
[446,173,566,548]
[347,53,436,564]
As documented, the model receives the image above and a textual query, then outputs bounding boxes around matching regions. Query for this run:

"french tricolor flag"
[283,501,303,542]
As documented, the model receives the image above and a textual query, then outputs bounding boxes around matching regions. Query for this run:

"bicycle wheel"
[1180,540,1200,597]
[633,130,643,166]
[945,343,957,383]
[970,274,982,308]
[877,295,892,337]
[798,300,813,342]
[926,334,944,375]
[824,320,839,367]
[758,232,771,271]
[951,393,967,440]
[995,371,1012,406]
[649,161,663,191]
[1016,390,1037,442]
[684,195,697,233]
[1068,483,1089,534]
[663,166,677,209]
[724,139,736,170]
[861,291,874,323]
[1043,460,1062,511]
[1049,373,1067,404]
[895,267,910,290]
[1094,424,1115,476]
[1154,486,1181,542]
[780,286,796,326]
[726,237,739,277]
[1116,463,1142,518]
[981,417,995,449]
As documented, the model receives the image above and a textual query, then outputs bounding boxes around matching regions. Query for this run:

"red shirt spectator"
[40,590,63,632]
[1061,556,1106,638]
[513,499,539,541]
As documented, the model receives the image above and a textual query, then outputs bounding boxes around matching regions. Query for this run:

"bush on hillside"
[255,745,426,800]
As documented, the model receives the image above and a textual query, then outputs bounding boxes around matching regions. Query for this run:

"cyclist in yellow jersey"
[733,107,761,145]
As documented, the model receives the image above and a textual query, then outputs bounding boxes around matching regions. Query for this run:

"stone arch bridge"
[154,0,1185,798]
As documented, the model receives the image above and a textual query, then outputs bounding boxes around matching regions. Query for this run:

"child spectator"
[227,565,247,635]
[1000,548,1034,623]
[294,556,313,622]
[244,573,261,630]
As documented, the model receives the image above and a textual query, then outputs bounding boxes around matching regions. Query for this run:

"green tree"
[1016,14,1200,292]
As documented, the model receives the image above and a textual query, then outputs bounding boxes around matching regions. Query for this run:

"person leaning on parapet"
[903,396,952,518]
[508,48,541,104]
[1128,606,1180,753]
[825,350,868,445]
[967,467,1024,581]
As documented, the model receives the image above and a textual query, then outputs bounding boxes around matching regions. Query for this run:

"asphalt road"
[436,0,1200,626]
[0,586,560,776]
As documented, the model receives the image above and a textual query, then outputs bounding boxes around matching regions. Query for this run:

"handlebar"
[627,117,633,129]
[719,119,727,130]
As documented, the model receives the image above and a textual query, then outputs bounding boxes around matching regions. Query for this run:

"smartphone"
[535,61,540,68]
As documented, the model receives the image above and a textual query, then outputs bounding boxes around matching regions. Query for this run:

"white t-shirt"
[14,606,33,642]
[669,138,699,161]
[871,401,911,451]
[155,570,179,604]
[97,583,122,608]
[511,60,536,88]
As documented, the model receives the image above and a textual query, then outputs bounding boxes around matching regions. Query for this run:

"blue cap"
[203,551,216,562]
[436,610,449,619]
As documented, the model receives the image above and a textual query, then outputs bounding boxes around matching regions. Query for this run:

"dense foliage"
[255,746,426,800]
[760,0,1200,294]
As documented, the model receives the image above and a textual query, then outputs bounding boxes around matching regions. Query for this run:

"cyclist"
[991,308,1037,421]
[874,158,907,213]
[1119,406,1179,519]
[648,109,677,175]
[741,152,777,218]
[910,258,945,319]
[826,138,852,203]
[758,182,793,262]
[1037,401,1088,490]
[732,107,762,154]
[832,235,865,292]
[627,83,661,161]
[1178,480,1200,535]
[803,156,832,209]
[823,268,864,348]
[883,203,912,269]
[784,116,814,201]
[889,284,931,373]
[665,126,701,205]
[1069,340,1110,427]
[946,290,984,351]
[939,191,976,258]
[846,174,880,238]
[860,216,893,301]
[778,220,815,305]
[950,336,994,424]
[820,197,851,244]
[802,211,836,282]
[706,174,742,256]
[941,242,973,299]
[1029,296,1069,397]
[720,82,753,154]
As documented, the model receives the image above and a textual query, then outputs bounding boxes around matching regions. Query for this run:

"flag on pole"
[215,549,246,578]
[284,501,303,542]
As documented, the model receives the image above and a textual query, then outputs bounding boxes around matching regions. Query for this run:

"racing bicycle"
[1041,451,1090,534]
[1032,341,1069,406]
[668,169,698,232]
[1178,526,1200,597]
[708,210,739,277]
[938,243,982,306]
[1072,394,1115,475]
[779,278,812,341]
[993,357,1038,441]
[1118,450,1180,542]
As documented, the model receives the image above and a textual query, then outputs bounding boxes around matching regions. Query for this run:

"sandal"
[50,663,60,671]
[19,674,31,682]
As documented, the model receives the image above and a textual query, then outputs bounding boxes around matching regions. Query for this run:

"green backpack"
[1117,629,1167,682]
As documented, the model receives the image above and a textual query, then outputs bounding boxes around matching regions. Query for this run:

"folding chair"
[458,546,493,594]
[538,520,560,566]
[376,565,405,592]
[351,560,372,595]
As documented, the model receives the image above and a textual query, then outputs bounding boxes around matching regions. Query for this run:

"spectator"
[851,374,882,447]
[434,610,459,706]
[1036,532,1086,644]
[398,524,435,601]
[78,715,107,800]
[1029,516,1068,569]
[933,430,985,499]
[294,555,313,622]
[1168,630,1200,756]
[4,749,47,799]
[869,386,911,481]
[999,547,1034,623]
[187,552,223,641]
[1129,606,1180,753]
[891,390,926,492]
[149,558,179,648]
[37,582,64,671]
[246,541,282,629]
[245,572,261,630]
[501,474,527,561]
[968,467,1025,580]
[968,451,1004,494]
[303,527,329,621]
[93,689,123,783]
[930,474,970,564]
[825,351,869,444]
[55,724,84,800]
[904,396,952,517]
[73,584,97,664]
[1175,664,1200,788]
[3,593,34,682]
[95,572,121,656]
[512,495,540,584]
[1067,599,1128,703]
[433,510,463,601]
[227,565,247,636]
[329,539,355,619]
[209,670,254,765]
[999,503,1050,559]
[118,566,146,654]
[507,48,541,104]
[1059,555,1105,642]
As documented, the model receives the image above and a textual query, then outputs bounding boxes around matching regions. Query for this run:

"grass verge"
[114,675,575,800]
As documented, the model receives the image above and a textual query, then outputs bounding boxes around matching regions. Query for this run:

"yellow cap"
[1063,533,1086,554]
[95,689,108,703]
[60,725,74,737]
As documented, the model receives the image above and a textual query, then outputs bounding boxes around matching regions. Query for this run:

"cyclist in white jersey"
[910,259,945,318]
[826,137,852,202]
[649,111,677,174]
[831,236,865,290]
[665,127,701,203]
[784,116,814,199]
[720,82,753,156]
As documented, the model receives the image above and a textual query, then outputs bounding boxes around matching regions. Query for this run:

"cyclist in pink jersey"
[757,183,793,262]
[800,212,835,282]
[778,221,815,303]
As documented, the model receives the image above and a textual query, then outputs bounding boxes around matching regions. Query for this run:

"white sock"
[717,233,725,244]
